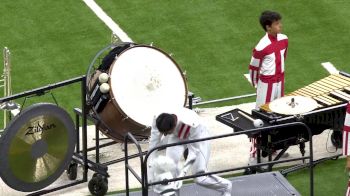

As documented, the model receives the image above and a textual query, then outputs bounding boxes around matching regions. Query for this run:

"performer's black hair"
[156,113,176,134]
[260,10,282,31]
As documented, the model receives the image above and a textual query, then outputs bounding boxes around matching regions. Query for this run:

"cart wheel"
[88,173,108,196]
[243,167,256,175]
[331,131,342,148]
[92,173,108,183]
[66,161,78,180]
[331,156,339,160]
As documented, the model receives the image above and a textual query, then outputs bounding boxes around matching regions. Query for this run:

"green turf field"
[96,0,350,102]
[0,0,110,116]
[287,158,348,196]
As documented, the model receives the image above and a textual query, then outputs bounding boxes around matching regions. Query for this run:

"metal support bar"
[124,132,145,196]
[0,76,84,103]
[72,153,109,177]
[27,180,86,196]
[75,113,80,153]
[81,77,88,181]
[96,125,100,164]
[189,93,256,106]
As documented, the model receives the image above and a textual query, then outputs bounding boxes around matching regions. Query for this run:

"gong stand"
[0,76,111,195]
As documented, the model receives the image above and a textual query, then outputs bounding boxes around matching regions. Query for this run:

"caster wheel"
[331,156,339,160]
[92,173,108,183]
[243,167,256,175]
[66,161,78,180]
[88,173,108,196]
[331,131,342,148]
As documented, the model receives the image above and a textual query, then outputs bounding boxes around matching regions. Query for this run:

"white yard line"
[244,73,252,85]
[321,62,339,74]
[82,0,133,42]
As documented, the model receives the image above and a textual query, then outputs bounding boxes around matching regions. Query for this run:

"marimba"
[217,72,350,165]
[260,72,350,111]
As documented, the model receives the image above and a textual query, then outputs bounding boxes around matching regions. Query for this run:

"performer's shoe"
[243,167,256,175]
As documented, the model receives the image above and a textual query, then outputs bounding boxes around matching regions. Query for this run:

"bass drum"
[88,43,188,141]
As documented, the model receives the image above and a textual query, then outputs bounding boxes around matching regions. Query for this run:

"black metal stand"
[0,76,90,196]
[0,75,139,195]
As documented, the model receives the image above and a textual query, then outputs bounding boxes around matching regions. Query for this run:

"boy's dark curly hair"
[259,11,282,31]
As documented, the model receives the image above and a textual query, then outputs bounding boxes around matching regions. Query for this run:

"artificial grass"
[287,158,348,196]
[96,0,350,102]
[0,0,111,118]
[1,0,350,110]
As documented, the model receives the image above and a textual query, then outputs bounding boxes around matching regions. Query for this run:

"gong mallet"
[238,111,264,128]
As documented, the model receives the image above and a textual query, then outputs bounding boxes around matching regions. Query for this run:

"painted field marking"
[83,0,133,42]
[244,73,252,85]
[321,62,339,74]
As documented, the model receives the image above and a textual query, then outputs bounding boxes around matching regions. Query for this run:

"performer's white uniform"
[342,102,350,196]
[148,107,232,196]
[248,33,288,161]
[249,33,288,109]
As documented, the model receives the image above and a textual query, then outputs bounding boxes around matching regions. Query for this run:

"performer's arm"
[249,49,263,87]
[148,116,162,157]
[284,39,289,59]
[147,116,162,183]
[178,129,201,177]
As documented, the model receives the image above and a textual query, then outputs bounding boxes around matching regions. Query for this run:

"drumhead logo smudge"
[25,121,56,135]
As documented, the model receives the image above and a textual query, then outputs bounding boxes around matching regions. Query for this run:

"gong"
[0,103,76,192]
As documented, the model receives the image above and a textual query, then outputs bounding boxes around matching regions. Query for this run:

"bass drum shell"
[88,44,188,142]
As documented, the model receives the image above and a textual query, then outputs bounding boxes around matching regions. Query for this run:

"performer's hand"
[178,168,188,178]
[179,159,195,178]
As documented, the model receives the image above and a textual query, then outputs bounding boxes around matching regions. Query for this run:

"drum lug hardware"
[122,116,129,121]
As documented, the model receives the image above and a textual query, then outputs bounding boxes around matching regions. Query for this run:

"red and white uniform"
[342,102,350,196]
[249,33,288,109]
[343,102,350,156]
[149,107,232,196]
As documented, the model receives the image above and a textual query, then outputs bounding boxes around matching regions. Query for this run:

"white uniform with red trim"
[149,107,232,196]
[247,33,288,162]
[249,33,288,109]
[342,102,350,196]
[343,102,350,156]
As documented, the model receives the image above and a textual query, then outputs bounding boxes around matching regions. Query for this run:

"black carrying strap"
[98,42,135,71]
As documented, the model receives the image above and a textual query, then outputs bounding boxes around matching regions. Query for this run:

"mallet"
[238,111,264,128]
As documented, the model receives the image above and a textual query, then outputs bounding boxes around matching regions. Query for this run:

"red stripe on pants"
[265,83,273,103]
